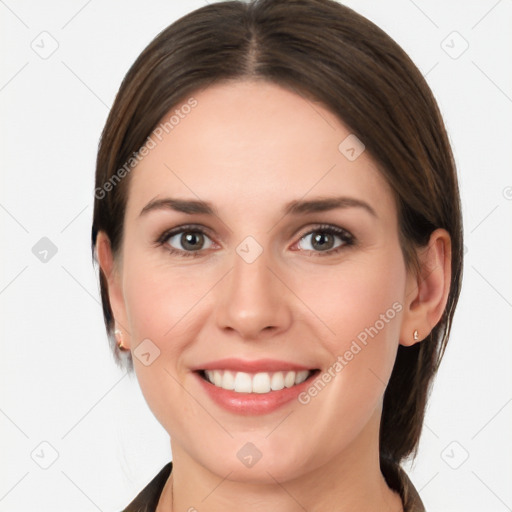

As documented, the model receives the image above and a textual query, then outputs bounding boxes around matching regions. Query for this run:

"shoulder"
[121,462,173,512]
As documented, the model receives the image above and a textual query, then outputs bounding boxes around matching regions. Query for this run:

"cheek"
[121,261,199,437]
[293,250,406,443]
[122,247,211,344]
[298,248,406,353]
[120,250,220,423]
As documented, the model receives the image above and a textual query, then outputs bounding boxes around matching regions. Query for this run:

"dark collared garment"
[122,461,426,512]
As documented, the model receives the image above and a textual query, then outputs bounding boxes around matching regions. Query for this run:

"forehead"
[125,80,396,222]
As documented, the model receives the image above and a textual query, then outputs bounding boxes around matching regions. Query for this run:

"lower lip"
[194,371,317,415]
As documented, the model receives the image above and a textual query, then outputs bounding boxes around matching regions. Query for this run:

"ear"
[400,228,452,346]
[95,231,132,349]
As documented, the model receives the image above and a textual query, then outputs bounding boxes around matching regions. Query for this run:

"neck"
[157,410,403,512]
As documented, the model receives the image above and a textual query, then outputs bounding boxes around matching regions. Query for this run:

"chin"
[191,434,318,485]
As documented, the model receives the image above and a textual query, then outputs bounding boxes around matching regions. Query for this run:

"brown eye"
[309,231,336,251]
[179,231,205,251]
[296,225,354,255]
[162,228,215,254]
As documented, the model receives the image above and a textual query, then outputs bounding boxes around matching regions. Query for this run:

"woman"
[91,0,463,510]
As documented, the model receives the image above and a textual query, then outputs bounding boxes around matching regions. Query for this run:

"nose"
[214,246,292,341]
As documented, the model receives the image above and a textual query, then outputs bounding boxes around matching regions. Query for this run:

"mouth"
[191,358,321,414]
[197,368,318,394]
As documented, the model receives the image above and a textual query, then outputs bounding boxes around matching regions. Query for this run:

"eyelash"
[155,223,355,258]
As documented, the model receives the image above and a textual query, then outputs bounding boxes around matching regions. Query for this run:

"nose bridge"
[214,239,292,338]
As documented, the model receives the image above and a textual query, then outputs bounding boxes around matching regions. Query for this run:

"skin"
[96,80,451,512]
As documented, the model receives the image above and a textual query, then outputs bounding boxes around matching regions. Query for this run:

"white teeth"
[203,369,312,394]
[284,371,295,388]
[234,372,252,393]
[270,372,285,391]
[222,370,235,390]
[252,372,271,394]
[295,370,309,385]
[213,370,223,387]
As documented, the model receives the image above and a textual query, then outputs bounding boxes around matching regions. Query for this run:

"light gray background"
[1,1,511,510]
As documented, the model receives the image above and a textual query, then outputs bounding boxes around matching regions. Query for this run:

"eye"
[156,225,215,257]
[294,225,354,256]
[155,223,355,258]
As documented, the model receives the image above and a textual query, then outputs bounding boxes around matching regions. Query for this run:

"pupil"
[182,232,203,250]
[312,232,333,251]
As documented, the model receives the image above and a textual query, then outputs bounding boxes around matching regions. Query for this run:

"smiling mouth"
[197,369,319,394]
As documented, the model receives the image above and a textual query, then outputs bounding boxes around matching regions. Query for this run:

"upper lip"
[192,358,315,373]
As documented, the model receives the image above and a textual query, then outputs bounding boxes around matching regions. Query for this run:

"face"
[108,80,411,483]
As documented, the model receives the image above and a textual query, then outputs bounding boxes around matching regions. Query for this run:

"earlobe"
[400,228,452,347]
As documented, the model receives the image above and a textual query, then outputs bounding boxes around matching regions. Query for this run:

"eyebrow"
[139,195,377,218]
[284,196,377,217]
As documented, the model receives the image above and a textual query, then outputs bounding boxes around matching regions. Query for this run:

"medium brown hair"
[91,0,463,467]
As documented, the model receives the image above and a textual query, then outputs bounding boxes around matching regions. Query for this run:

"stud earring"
[115,328,129,351]
[413,329,419,342]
